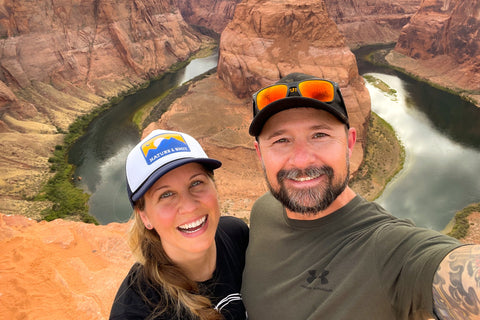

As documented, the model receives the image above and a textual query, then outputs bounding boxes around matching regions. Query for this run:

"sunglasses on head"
[252,79,339,113]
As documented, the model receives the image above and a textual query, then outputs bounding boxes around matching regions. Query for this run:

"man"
[241,73,480,319]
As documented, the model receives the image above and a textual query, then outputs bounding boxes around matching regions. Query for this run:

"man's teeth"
[178,216,207,232]
[292,175,318,182]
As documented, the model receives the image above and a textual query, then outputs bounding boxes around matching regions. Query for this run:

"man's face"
[255,108,356,217]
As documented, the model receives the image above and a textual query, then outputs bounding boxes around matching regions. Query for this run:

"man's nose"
[289,141,318,169]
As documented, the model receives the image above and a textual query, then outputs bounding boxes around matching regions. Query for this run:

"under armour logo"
[306,269,329,285]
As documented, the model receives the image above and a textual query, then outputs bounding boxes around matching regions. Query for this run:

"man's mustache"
[278,166,334,182]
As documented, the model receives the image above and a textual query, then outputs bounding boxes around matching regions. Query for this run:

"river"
[69,53,218,224]
[355,45,480,230]
[70,47,480,230]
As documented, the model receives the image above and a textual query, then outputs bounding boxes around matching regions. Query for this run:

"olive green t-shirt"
[242,193,462,320]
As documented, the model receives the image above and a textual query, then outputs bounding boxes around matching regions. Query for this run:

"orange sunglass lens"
[256,85,288,110]
[298,80,335,102]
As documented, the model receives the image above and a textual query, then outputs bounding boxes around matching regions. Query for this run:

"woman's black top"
[110,216,249,319]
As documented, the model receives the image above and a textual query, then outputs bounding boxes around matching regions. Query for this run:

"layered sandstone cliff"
[176,0,422,49]
[177,0,241,35]
[216,0,371,172]
[387,0,480,106]
[326,0,421,48]
[0,0,206,216]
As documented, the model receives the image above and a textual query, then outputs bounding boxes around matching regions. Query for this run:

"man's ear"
[254,140,262,161]
[347,127,357,157]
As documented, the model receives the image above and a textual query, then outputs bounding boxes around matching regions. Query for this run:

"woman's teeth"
[178,216,207,233]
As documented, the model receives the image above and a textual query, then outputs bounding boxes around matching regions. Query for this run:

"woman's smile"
[177,215,209,235]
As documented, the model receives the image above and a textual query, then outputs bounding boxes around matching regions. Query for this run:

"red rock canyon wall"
[387,0,480,105]
[326,0,421,48]
[176,0,422,48]
[176,0,241,34]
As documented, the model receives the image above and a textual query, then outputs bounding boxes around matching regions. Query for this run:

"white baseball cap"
[126,129,222,208]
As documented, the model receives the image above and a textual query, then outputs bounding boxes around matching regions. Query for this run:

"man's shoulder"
[252,192,281,209]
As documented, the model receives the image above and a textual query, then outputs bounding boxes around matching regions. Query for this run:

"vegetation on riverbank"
[350,111,405,201]
[447,203,480,239]
[363,75,397,98]
[34,83,149,224]
[349,72,405,201]
[33,42,218,224]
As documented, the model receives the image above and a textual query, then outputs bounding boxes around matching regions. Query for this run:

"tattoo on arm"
[433,245,480,319]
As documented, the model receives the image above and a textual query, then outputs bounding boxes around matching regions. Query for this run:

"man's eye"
[273,138,289,144]
[313,132,328,138]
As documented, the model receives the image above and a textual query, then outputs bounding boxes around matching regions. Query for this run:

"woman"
[110,129,249,320]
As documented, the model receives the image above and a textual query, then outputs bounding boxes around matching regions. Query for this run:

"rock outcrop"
[387,0,480,106]
[326,0,421,48]
[217,0,371,172]
[177,0,242,35]
[0,0,207,216]
[0,213,135,319]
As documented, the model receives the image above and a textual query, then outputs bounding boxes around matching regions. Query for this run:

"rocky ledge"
[0,213,134,319]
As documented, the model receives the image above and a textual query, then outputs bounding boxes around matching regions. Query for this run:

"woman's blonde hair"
[128,169,222,320]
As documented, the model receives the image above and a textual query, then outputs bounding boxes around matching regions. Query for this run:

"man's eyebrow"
[264,129,287,141]
[262,122,335,141]
[311,124,333,130]
[268,124,332,138]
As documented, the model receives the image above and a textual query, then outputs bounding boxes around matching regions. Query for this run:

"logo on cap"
[141,133,190,165]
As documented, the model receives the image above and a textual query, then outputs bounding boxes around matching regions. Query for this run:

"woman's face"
[138,162,220,262]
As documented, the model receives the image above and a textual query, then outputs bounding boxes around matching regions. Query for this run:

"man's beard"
[266,162,349,215]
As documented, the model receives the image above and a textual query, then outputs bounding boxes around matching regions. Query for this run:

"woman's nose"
[177,193,199,214]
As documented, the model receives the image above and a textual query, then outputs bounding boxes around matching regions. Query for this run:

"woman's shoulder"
[118,263,142,287]
[109,263,151,319]
[217,216,249,250]
[218,216,249,236]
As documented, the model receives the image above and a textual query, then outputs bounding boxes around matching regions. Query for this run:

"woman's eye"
[191,180,204,188]
[160,191,174,199]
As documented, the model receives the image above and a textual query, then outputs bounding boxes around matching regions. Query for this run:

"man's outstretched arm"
[433,245,480,319]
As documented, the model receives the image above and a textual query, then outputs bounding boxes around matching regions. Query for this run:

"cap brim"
[129,157,222,205]
[248,96,348,136]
